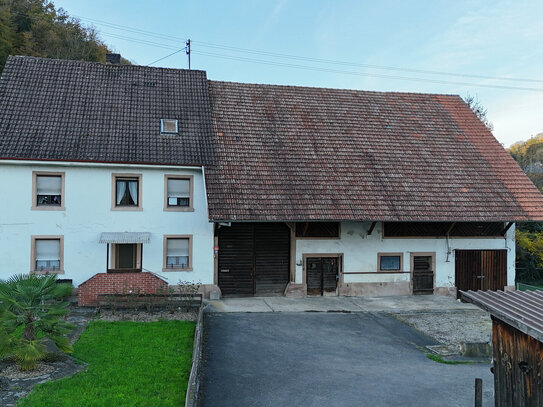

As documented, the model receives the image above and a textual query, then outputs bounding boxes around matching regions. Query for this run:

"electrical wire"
[192,50,543,92]
[100,32,179,50]
[70,14,543,85]
[192,41,543,84]
[148,48,187,66]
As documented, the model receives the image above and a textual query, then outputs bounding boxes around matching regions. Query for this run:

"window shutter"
[167,238,189,257]
[167,179,190,198]
[35,240,60,261]
[37,176,62,195]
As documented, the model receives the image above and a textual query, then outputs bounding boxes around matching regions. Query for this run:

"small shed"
[461,290,543,407]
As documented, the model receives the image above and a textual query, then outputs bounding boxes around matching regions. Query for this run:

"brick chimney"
[106,53,121,64]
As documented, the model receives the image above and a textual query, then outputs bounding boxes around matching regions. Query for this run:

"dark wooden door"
[455,250,507,296]
[307,257,338,296]
[412,255,434,295]
[218,223,290,296]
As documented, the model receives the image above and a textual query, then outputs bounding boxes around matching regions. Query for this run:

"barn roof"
[205,81,543,221]
[461,290,543,343]
[0,56,215,166]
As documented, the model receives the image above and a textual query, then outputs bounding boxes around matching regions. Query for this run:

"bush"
[0,273,74,370]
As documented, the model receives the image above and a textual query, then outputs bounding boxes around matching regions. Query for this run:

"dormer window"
[161,119,178,134]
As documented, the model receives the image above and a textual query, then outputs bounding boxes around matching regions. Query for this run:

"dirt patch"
[0,357,85,407]
[0,363,55,380]
[390,309,492,352]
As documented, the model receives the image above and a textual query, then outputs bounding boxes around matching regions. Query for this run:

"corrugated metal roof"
[99,232,151,244]
[460,290,543,343]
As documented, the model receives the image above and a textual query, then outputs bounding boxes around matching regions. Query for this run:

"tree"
[0,274,74,371]
[463,94,494,132]
[0,0,128,75]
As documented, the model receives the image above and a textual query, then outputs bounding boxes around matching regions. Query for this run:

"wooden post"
[475,378,482,407]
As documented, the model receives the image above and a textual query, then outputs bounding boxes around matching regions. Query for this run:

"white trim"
[0,159,201,170]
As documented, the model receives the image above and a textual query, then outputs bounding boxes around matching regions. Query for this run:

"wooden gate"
[218,223,290,296]
[306,257,339,296]
[455,250,507,296]
[412,255,434,295]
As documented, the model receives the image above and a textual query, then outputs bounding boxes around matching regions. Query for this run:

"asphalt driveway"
[200,312,494,406]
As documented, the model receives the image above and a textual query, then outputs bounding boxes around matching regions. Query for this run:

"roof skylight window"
[161,119,178,134]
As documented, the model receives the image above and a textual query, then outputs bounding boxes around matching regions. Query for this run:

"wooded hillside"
[509,134,543,284]
[0,0,124,75]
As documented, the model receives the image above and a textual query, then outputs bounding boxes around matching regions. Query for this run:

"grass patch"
[426,353,472,365]
[17,320,195,407]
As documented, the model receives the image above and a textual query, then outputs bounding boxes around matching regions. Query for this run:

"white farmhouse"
[1,55,543,304]
[0,56,217,304]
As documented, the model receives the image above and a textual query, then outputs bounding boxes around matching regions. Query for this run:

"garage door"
[218,223,290,296]
[455,249,507,297]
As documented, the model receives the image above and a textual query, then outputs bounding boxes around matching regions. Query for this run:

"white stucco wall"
[295,221,515,289]
[0,162,214,286]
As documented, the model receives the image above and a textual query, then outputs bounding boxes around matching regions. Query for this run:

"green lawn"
[17,320,195,407]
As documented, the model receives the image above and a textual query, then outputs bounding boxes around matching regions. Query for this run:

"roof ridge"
[7,54,207,75]
[208,78,463,98]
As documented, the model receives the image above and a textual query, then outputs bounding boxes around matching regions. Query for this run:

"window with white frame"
[164,236,192,270]
[115,177,139,207]
[34,238,61,272]
[166,177,191,208]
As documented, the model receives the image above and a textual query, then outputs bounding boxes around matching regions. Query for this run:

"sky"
[53,0,543,148]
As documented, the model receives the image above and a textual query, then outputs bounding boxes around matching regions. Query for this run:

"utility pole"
[186,39,191,70]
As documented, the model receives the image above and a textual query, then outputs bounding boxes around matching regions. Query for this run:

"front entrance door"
[307,257,339,296]
[455,250,507,297]
[412,255,434,295]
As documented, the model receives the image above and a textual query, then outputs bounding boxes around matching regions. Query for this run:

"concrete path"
[205,294,479,313]
[199,312,494,407]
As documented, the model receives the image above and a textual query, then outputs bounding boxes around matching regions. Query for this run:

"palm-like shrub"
[0,274,74,371]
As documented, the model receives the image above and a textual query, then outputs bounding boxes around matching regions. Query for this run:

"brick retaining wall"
[78,272,168,306]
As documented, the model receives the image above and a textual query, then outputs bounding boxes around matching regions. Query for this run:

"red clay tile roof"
[205,81,543,221]
[0,56,215,166]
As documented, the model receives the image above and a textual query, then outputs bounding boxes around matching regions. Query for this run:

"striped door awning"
[99,232,151,244]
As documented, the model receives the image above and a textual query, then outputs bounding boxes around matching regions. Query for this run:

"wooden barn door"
[455,250,507,296]
[306,257,339,296]
[412,255,434,295]
[218,223,290,296]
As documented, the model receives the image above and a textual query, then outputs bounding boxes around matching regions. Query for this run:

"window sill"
[162,267,193,272]
[111,206,143,211]
[163,207,195,212]
[31,205,65,211]
[32,270,64,275]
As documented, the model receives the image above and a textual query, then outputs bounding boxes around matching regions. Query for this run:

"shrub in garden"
[0,274,74,370]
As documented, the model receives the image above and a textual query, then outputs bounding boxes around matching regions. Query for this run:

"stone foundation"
[339,281,411,296]
[284,283,306,298]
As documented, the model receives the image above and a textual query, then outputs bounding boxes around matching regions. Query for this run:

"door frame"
[410,252,436,294]
[302,253,343,295]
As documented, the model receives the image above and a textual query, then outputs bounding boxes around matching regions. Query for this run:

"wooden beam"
[501,222,514,236]
[367,221,377,235]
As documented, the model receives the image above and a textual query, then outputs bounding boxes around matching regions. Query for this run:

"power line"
[148,47,187,66]
[66,14,543,87]
[193,41,543,84]
[192,50,543,92]
[74,14,185,43]
[100,32,179,50]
